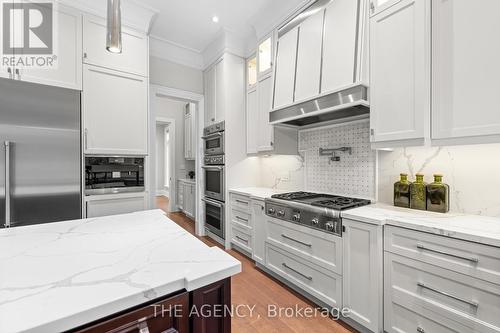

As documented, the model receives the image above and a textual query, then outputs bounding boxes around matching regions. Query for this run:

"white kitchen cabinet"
[83,65,148,155]
[204,59,225,126]
[258,37,273,77]
[246,88,258,154]
[369,0,402,16]
[432,0,500,143]
[257,75,274,152]
[83,16,148,77]
[294,9,324,102]
[252,199,266,265]
[247,55,257,90]
[177,180,184,210]
[321,0,359,94]
[86,195,146,218]
[369,0,430,146]
[342,219,383,333]
[184,104,196,160]
[273,27,299,109]
[19,5,82,90]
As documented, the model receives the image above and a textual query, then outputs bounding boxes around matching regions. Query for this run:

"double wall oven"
[202,122,225,240]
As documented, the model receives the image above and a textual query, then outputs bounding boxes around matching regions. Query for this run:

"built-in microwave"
[202,197,225,240]
[203,121,225,155]
[202,165,225,202]
[85,157,144,195]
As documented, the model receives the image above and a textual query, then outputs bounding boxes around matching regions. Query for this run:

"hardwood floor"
[156,196,357,333]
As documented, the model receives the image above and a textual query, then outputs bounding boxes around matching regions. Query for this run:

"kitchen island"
[0,210,241,333]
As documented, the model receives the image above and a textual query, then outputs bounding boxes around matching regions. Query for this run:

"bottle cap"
[434,174,443,177]
[400,173,408,177]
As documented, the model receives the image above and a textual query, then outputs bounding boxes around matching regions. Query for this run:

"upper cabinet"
[19,5,82,90]
[204,59,225,126]
[369,0,430,146]
[258,37,273,77]
[184,103,196,160]
[83,16,148,77]
[83,65,148,155]
[369,0,401,16]
[432,0,500,143]
[2,5,82,90]
[247,55,257,90]
[273,27,299,109]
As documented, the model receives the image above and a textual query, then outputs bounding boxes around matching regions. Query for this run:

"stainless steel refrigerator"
[0,78,81,228]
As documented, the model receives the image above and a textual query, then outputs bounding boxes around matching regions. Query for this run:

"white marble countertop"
[229,187,289,200]
[0,210,241,333]
[178,178,196,184]
[344,203,500,247]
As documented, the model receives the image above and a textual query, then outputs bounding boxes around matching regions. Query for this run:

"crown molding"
[150,36,204,70]
[57,0,158,33]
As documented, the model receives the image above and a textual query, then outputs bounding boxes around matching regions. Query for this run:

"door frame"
[149,85,205,236]
[155,117,175,205]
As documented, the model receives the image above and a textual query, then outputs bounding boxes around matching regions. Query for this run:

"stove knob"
[277,210,285,217]
[267,208,276,215]
[325,222,334,232]
[292,213,300,222]
[311,218,319,226]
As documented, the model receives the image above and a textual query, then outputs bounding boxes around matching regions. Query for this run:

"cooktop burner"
[271,192,371,211]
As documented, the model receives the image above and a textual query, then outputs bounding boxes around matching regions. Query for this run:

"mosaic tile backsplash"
[299,120,376,199]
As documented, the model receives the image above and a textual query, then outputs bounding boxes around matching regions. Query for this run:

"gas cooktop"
[270,192,371,210]
[265,192,371,236]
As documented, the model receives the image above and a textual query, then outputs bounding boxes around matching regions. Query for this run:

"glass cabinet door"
[258,37,272,75]
[247,55,257,89]
[370,0,401,16]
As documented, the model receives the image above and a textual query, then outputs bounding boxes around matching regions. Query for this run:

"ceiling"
[140,0,306,52]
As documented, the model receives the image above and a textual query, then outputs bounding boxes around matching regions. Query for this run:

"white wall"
[149,56,204,94]
[156,124,169,193]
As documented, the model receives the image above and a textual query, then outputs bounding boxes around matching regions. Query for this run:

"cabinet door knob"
[7,67,11,74]
[370,2,375,13]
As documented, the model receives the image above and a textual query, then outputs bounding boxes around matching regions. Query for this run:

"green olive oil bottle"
[410,174,427,210]
[426,174,450,213]
[394,173,411,208]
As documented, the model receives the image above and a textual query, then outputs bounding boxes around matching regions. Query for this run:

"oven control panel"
[204,155,225,165]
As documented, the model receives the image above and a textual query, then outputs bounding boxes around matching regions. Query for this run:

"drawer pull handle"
[236,216,249,223]
[236,199,249,205]
[417,328,425,333]
[417,282,479,308]
[416,244,479,263]
[281,234,312,247]
[282,263,313,281]
[235,235,248,244]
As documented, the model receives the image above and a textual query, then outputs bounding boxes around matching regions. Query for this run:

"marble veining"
[229,187,288,200]
[378,143,500,217]
[0,210,240,333]
[344,204,500,247]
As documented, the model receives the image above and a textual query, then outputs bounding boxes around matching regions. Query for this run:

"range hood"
[269,85,370,127]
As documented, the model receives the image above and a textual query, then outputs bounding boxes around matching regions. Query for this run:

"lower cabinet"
[251,199,266,265]
[75,278,231,333]
[342,219,383,333]
[85,195,146,218]
[178,180,195,219]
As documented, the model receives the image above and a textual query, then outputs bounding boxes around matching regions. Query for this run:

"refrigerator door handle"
[4,141,11,228]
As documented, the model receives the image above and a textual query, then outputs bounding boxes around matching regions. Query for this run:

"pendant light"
[106,0,122,53]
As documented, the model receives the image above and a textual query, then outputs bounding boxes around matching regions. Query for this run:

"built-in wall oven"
[202,197,225,239]
[203,121,225,156]
[202,161,225,202]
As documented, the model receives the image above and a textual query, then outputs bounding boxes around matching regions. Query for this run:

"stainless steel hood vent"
[269,85,369,127]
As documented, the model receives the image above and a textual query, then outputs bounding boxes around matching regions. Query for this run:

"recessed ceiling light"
[212,16,219,23]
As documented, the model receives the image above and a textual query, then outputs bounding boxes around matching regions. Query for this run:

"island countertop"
[0,210,241,333]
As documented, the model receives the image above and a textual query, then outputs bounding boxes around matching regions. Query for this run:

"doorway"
[149,85,204,235]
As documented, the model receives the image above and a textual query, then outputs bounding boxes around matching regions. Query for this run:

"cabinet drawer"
[86,196,145,218]
[385,226,500,285]
[267,218,342,275]
[385,252,500,332]
[266,244,342,308]
[231,209,252,231]
[231,225,253,254]
[230,194,251,213]
[385,302,470,333]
